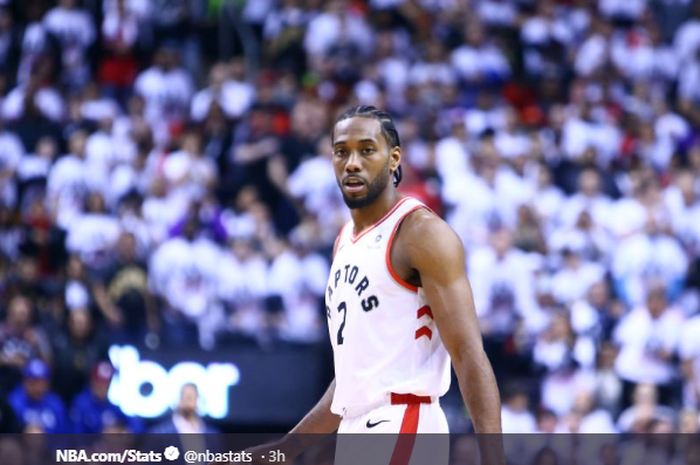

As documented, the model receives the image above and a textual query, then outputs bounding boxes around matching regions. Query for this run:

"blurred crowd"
[0,0,700,435]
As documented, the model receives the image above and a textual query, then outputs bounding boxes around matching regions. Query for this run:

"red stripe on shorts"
[387,403,420,465]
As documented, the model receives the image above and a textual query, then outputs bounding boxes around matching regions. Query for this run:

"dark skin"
[242,117,503,464]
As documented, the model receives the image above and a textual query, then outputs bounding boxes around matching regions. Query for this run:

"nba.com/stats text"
[56,446,286,463]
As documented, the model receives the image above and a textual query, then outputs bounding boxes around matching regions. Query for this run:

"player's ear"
[390,146,401,174]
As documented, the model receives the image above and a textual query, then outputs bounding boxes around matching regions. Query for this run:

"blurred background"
[0,0,699,438]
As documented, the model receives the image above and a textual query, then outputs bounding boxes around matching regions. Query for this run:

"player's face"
[332,117,399,209]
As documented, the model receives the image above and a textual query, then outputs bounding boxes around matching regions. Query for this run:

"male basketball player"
[248,106,503,464]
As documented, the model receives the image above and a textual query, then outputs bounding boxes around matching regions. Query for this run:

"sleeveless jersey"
[326,196,451,417]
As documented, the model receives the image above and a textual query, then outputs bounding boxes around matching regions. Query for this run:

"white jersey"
[326,196,451,417]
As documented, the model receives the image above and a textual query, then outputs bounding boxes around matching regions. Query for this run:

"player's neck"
[350,189,403,235]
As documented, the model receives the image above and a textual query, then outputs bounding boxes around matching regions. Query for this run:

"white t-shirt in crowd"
[0,130,25,172]
[541,369,596,417]
[468,246,547,334]
[451,44,511,82]
[149,236,221,319]
[217,250,269,334]
[612,232,688,306]
[501,406,536,433]
[43,5,96,80]
[599,0,648,19]
[142,193,190,244]
[2,85,65,122]
[551,261,606,305]
[288,155,345,233]
[674,18,700,63]
[47,154,91,228]
[190,80,256,122]
[66,212,122,268]
[134,66,195,124]
[17,155,51,182]
[303,10,373,58]
[614,305,684,384]
[267,248,329,343]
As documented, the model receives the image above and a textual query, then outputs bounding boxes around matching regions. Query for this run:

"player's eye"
[334,148,347,156]
[363,147,375,154]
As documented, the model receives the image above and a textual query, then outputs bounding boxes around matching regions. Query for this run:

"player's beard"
[340,163,392,210]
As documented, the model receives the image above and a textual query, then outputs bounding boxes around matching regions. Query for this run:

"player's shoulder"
[401,202,453,236]
[398,202,463,253]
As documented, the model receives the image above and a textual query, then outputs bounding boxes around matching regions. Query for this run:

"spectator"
[613,286,684,405]
[218,236,269,341]
[673,0,700,63]
[69,361,141,435]
[469,226,545,339]
[616,382,675,433]
[612,215,688,307]
[148,383,220,465]
[534,310,596,416]
[65,192,121,272]
[591,341,624,416]
[42,0,96,89]
[550,247,606,306]
[450,21,511,88]
[500,385,536,433]
[46,130,91,230]
[0,205,21,261]
[679,409,700,434]
[8,358,67,433]
[0,118,25,209]
[162,130,217,205]
[98,0,140,104]
[148,215,221,348]
[2,61,65,123]
[63,255,94,313]
[664,169,700,251]
[134,44,194,133]
[190,60,255,123]
[535,408,558,434]
[0,295,51,394]
[267,226,329,344]
[569,390,617,433]
[52,308,109,404]
[92,232,158,343]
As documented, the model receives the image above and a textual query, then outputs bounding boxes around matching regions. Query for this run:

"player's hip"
[335,396,449,465]
[338,393,449,434]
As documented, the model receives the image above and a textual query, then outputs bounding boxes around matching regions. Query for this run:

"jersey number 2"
[337,301,347,345]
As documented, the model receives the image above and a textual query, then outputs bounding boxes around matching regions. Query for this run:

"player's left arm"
[398,210,502,434]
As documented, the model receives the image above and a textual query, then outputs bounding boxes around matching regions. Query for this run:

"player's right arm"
[248,379,340,463]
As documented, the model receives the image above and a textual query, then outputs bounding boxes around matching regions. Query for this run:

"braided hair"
[334,105,403,187]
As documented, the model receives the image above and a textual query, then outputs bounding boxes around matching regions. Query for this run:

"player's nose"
[345,150,362,172]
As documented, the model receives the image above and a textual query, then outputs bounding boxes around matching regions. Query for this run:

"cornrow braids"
[334,105,403,187]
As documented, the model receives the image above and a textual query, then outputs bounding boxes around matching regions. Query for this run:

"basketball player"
[248,106,503,464]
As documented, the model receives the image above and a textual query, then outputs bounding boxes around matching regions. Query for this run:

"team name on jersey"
[326,262,380,314]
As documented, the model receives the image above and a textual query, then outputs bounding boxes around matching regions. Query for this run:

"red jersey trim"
[385,205,425,293]
[388,404,420,465]
[416,305,433,320]
[350,197,412,244]
[415,326,433,340]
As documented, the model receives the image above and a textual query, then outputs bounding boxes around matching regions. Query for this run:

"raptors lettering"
[326,263,379,314]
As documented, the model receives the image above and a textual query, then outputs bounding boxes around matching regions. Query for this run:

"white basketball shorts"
[334,394,450,465]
